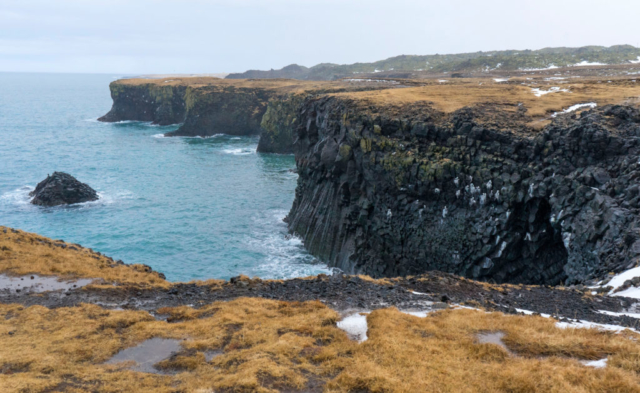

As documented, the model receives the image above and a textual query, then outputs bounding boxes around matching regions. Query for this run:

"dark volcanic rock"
[30,172,99,206]
[287,98,640,285]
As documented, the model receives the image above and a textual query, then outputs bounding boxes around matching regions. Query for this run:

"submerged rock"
[29,172,99,206]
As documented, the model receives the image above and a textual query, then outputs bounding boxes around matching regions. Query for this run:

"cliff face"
[256,94,305,154]
[98,82,188,125]
[287,97,640,285]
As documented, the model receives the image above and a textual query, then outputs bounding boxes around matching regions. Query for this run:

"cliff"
[100,77,399,152]
[2,226,640,392]
[287,79,640,285]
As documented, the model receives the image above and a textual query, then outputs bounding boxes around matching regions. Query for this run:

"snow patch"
[493,78,509,82]
[337,313,369,342]
[601,266,640,294]
[551,103,597,118]
[531,87,570,97]
[573,60,606,67]
[582,358,607,368]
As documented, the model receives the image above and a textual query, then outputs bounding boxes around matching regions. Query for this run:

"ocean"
[0,72,331,281]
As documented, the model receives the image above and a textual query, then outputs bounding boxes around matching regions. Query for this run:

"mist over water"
[0,73,331,281]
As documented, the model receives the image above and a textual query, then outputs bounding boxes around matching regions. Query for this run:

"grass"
[0,226,167,287]
[3,231,640,392]
[334,77,640,117]
[1,300,640,392]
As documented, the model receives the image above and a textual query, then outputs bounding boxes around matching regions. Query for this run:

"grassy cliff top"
[0,226,168,287]
[334,77,640,119]
[113,77,359,94]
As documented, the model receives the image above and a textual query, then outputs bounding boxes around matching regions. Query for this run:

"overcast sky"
[1,0,639,74]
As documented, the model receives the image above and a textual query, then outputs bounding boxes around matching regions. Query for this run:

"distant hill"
[226,45,640,80]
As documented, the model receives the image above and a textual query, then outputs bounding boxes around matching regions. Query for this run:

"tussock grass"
[335,78,640,117]
[1,299,639,392]
[0,227,167,287]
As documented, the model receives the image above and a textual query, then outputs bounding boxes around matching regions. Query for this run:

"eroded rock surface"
[30,172,99,206]
[287,97,640,285]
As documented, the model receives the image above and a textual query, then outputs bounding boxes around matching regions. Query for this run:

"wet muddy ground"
[1,272,638,330]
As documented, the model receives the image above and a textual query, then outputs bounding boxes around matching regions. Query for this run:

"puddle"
[104,338,181,374]
[204,349,223,362]
[476,331,513,354]
[0,274,93,293]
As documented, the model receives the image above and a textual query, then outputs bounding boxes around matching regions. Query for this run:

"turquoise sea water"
[0,72,331,281]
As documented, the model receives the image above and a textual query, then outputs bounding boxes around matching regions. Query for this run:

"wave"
[221,148,256,156]
[246,209,333,279]
[0,186,134,210]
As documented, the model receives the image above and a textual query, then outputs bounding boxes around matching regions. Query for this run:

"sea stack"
[29,172,99,206]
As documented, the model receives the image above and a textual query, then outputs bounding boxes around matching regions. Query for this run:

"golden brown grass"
[1,298,640,392]
[0,226,167,287]
[114,77,358,95]
[335,78,640,117]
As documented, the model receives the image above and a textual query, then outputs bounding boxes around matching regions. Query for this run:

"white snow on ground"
[582,358,608,368]
[516,309,638,333]
[598,310,640,319]
[531,87,569,97]
[545,77,566,81]
[410,290,428,295]
[601,266,640,292]
[493,78,509,82]
[346,79,399,84]
[573,61,607,67]
[337,313,369,342]
[520,65,559,71]
[556,319,637,333]
[438,80,448,83]
[630,56,640,64]
[614,286,640,299]
[551,103,597,117]
[401,310,431,318]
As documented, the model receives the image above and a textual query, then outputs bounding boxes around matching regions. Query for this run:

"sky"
[1,0,640,74]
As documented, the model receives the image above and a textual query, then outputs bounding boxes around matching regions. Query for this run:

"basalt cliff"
[99,78,394,152]
[100,74,640,286]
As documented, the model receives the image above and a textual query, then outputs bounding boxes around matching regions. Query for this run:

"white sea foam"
[0,186,133,210]
[222,148,255,156]
[247,209,333,279]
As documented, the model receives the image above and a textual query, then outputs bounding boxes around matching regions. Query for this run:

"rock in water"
[29,172,99,206]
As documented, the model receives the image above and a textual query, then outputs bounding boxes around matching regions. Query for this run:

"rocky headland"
[29,172,98,206]
[1,226,640,392]
[99,71,640,288]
